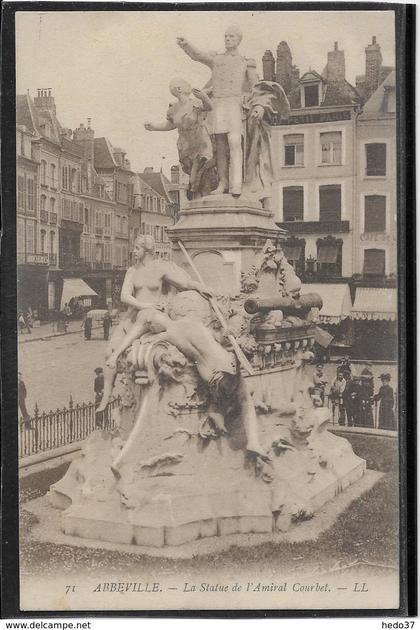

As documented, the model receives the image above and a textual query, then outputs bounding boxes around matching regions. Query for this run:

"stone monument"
[47,28,366,549]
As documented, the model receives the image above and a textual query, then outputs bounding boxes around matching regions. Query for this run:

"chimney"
[276,41,293,94]
[73,121,95,161]
[262,50,275,81]
[170,164,180,184]
[34,87,56,114]
[365,36,382,98]
[326,41,346,82]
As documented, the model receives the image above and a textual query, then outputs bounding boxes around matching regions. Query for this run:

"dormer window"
[304,84,319,107]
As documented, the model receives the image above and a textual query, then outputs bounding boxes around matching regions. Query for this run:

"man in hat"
[374,373,396,430]
[343,374,362,427]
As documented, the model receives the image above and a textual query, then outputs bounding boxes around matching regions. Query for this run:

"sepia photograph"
[5,5,412,615]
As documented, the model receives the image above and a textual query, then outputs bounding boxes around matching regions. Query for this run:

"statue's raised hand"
[177,37,189,49]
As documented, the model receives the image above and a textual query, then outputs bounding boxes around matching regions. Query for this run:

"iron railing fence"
[19,396,120,458]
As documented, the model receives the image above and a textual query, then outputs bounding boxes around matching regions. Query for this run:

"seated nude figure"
[97,235,212,412]
[109,291,267,458]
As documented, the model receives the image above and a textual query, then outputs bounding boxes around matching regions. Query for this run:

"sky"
[16,10,395,175]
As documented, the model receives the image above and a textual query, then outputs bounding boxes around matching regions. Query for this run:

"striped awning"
[301,283,352,324]
[351,287,397,321]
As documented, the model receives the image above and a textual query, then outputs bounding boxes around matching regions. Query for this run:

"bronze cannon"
[244,293,323,316]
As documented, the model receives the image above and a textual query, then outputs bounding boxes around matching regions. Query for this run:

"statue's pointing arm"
[177,37,215,68]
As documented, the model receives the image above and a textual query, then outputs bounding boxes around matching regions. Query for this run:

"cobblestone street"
[18,330,108,414]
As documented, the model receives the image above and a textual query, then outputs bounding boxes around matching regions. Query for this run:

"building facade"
[262,37,397,357]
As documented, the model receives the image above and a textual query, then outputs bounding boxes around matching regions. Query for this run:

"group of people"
[324,359,396,430]
[83,311,113,341]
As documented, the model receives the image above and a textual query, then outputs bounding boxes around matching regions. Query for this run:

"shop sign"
[360,233,397,242]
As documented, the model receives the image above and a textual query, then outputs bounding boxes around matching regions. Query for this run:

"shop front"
[350,287,397,360]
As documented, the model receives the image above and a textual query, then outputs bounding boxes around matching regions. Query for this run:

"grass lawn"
[20,433,399,578]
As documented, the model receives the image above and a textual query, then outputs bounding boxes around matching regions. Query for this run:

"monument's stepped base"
[48,432,365,547]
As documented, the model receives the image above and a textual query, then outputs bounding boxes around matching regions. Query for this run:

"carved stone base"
[167,199,286,295]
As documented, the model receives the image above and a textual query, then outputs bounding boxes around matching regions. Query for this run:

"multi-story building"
[136,167,179,259]
[17,90,137,316]
[262,37,396,357]
[351,68,397,358]
[16,123,44,315]
[129,172,171,261]
[93,138,133,273]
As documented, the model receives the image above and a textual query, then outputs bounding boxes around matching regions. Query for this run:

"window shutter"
[319,185,341,221]
[283,186,304,221]
[363,249,386,275]
[364,196,386,232]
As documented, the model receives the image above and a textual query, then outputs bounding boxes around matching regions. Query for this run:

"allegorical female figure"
[145,78,217,199]
[96,234,212,412]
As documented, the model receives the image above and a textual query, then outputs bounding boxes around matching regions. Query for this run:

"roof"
[16,94,63,143]
[140,170,173,204]
[301,283,352,324]
[286,76,362,110]
[359,70,396,119]
[94,137,118,169]
[350,287,397,321]
[322,80,362,106]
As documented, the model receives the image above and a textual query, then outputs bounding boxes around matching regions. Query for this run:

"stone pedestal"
[167,196,286,295]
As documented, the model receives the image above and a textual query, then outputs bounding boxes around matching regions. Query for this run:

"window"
[319,185,341,221]
[281,240,305,276]
[141,222,145,234]
[17,219,25,254]
[17,176,25,210]
[364,195,386,232]
[320,132,342,165]
[27,178,35,214]
[50,164,56,187]
[49,231,55,255]
[104,213,112,235]
[283,186,304,221]
[26,221,35,253]
[40,229,46,253]
[284,134,304,166]
[62,198,71,219]
[121,216,128,235]
[366,143,386,176]
[50,198,56,213]
[317,239,342,276]
[363,249,385,276]
[304,84,319,107]
[40,195,46,212]
[41,160,47,185]
[104,242,111,263]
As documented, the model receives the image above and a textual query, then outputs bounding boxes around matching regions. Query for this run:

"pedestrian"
[62,302,72,332]
[374,373,396,430]
[330,371,346,425]
[18,371,31,428]
[103,312,112,341]
[343,375,361,427]
[83,314,92,341]
[359,374,374,427]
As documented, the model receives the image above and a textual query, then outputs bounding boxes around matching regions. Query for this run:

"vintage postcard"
[6,5,412,615]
